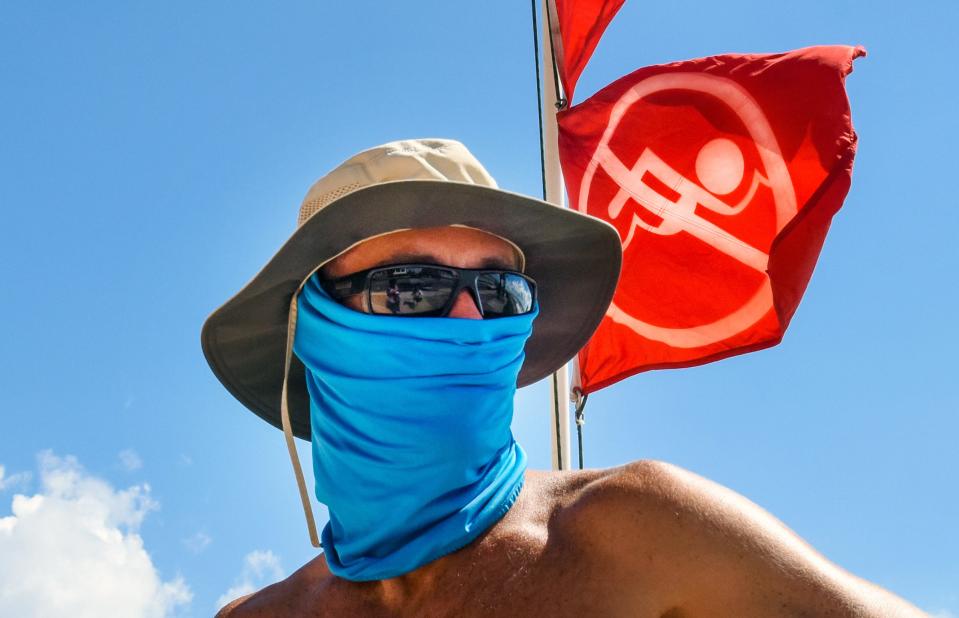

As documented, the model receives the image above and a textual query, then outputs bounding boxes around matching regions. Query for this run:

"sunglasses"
[321,263,537,318]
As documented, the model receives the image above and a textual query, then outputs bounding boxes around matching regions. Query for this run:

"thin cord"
[574,392,588,469]
[530,0,547,201]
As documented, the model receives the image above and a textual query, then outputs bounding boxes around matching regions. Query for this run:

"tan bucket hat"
[201,138,622,442]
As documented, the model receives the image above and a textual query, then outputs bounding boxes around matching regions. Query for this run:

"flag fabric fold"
[550,0,625,104]
[557,45,865,393]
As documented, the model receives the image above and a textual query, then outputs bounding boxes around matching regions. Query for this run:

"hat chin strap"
[281,286,321,548]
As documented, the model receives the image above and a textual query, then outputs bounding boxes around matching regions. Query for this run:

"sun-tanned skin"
[218,227,924,617]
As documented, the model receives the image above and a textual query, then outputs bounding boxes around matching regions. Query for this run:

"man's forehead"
[367,251,518,270]
[322,226,524,277]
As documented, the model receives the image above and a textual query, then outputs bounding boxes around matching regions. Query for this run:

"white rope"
[281,286,321,547]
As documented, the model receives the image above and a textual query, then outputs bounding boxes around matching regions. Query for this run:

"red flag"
[558,45,865,393]
[550,0,625,104]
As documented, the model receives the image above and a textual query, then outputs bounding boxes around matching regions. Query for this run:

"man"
[204,139,923,617]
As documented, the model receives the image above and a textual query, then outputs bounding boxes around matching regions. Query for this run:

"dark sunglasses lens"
[477,273,535,316]
[368,267,457,315]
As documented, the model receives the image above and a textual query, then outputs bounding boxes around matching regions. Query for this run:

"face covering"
[293,274,537,581]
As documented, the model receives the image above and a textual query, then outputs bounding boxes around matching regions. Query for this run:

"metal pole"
[540,0,572,472]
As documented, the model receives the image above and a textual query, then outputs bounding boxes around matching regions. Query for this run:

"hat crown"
[297,139,498,227]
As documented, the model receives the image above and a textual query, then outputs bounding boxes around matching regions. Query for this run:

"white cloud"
[0,465,31,492]
[182,531,212,554]
[216,550,284,610]
[930,610,957,618]
[119,449,144,472]
[0,451,191,618]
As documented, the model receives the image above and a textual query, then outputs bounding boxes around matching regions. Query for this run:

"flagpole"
[539,0,572,472]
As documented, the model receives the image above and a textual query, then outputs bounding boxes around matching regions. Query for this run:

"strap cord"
[281,287,321,548]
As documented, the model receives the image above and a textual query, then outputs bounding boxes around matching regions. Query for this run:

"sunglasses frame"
[321,263,537,318]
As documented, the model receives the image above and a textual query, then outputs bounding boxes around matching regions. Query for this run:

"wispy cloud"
[930,610,957,618]
[183,531,212,554]
[216,550,284,610]
[0,465,31,492]
[0,451,191,617]
[118,449,144,472]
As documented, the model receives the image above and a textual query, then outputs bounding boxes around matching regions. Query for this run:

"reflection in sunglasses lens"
[478,273,533,316]
[369,267,456,315]
[364,266,533,317]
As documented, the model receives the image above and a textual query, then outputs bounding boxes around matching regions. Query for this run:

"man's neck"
[370,551,452,611]
[360,469,557,610]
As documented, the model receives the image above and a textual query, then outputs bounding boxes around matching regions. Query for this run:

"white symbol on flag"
[579,73,799,348]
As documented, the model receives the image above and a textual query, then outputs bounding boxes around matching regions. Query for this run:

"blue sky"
[0,1,956,615]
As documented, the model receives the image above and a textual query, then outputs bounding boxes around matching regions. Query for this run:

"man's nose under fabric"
[293,275,538,581]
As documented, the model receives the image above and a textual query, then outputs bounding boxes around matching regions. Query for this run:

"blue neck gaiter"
[293,275,536,581]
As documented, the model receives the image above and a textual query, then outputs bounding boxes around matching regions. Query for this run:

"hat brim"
[201,180,622,440]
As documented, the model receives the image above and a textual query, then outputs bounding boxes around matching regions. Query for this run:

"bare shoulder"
[215,554,336,618]
[553,460,925,617]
